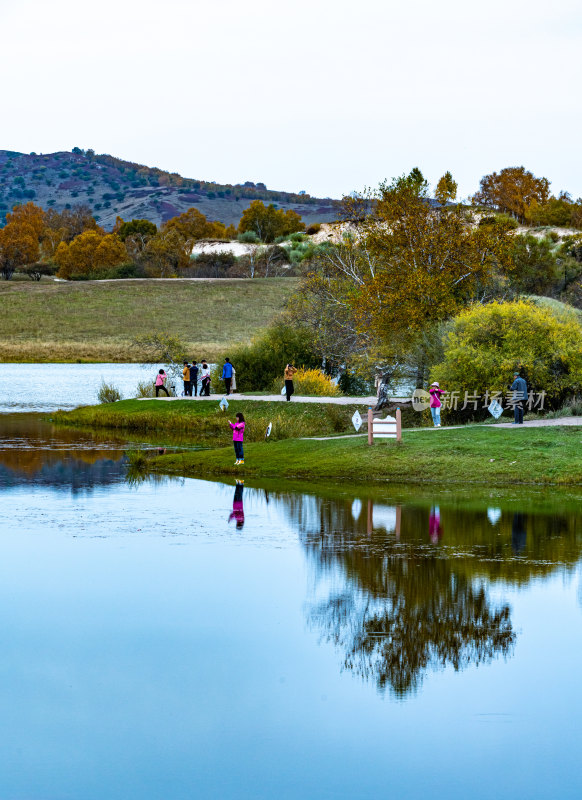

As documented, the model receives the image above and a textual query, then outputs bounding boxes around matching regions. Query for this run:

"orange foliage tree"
[54,231,126,278]
[238,200,304,242]
[0,202,44,279]
[472,166,550,223]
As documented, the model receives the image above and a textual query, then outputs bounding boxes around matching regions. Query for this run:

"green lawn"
[53,398,364,441]
[0,278,296,362]
[151,425,582,486]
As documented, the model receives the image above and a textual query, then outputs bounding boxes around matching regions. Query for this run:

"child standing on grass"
[229,412,245,465]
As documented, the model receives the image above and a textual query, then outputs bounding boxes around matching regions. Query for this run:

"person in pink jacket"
[429,381,443,427]
[229,412,245,465]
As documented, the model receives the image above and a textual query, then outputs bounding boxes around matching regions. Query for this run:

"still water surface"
[0,363,150,412]
[1,414,581,799]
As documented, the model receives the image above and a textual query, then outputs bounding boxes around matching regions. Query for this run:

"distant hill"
[0,149,339,230]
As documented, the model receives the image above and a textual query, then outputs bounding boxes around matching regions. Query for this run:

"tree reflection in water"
[287,494,580,698]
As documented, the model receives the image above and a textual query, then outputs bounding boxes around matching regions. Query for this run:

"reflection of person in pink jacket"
[429,505,442,543]
[229,480,245,529]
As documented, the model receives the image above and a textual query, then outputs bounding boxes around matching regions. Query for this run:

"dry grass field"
[0,278,296,362]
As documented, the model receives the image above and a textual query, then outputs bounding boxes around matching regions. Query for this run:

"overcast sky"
[1,0,580,200]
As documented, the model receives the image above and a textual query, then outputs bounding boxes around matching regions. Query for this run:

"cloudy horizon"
[1,0,581,201]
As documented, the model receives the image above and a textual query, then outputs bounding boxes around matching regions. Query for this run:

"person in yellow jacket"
[284,364,297,401]
[182,361,192,397]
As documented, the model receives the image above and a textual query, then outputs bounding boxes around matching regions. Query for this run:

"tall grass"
[97,381,122,403]
[54,399,361,441]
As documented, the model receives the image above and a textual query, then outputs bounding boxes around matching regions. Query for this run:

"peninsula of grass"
[150,425,582,486]
[53,398,364,441]
[0,277,296,362]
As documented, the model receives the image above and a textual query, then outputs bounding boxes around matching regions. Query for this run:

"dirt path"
[139,393,392,405]
[303,416,582,440]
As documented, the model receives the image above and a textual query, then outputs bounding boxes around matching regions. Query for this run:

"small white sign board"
[372,415,397,438]
[352,410,362,432]
[488,400,503,419]
[265,422,272,438]
[219,397,229,411]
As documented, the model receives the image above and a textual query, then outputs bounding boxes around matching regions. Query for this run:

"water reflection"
[228,480,245,529]
[273,491,582,697]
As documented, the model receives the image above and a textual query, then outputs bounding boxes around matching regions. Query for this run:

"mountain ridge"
[0,149,338,230]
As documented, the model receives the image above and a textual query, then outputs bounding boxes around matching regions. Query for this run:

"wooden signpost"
[367,407,402,444]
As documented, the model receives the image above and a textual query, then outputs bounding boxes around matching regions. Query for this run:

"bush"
[306,223,321,235]
[229,319,322,391]
[135,380,155,398]
[237,231,260,244]
[271,368,341,396]
[97,381,123,403]
[432,300,582,408]
[288,232,306,243]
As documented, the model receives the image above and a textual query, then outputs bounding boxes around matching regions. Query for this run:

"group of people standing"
[428,371,529,427]
[181,360,212,397]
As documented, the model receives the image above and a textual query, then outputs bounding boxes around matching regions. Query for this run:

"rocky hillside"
[0,149,338,230]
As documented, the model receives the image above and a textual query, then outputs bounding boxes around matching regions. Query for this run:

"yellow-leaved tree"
[431,300,582,405]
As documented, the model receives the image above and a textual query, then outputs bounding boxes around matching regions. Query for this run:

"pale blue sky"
[1,0,580,200]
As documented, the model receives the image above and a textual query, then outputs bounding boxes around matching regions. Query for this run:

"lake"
[1,413,581,798]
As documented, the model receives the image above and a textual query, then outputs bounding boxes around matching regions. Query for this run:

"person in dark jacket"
[510,371,528,424]
[190,361,199,397]
[222,357,234,395]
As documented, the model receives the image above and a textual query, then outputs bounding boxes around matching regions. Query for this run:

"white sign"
[488,400,503,419]
[352,410,362,432]
[372,415,397,438]
[265,422,272,438]
[219,397,229,411]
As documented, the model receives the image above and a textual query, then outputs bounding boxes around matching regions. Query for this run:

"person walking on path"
[200,361,211,396]
[182,361,192,397]
[284,364,297,401]
[510,371,528,424]
[222,358,234,395]
[190,360,199,396]
[155,369,169,397]
[429,382,443,427]
[229,412,245,465]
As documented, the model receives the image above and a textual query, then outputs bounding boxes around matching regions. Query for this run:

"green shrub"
[237,231,260,243]
[229,319,322,391]
[432,300,582,408]
[288,232,306,243]
[97,381,123,403]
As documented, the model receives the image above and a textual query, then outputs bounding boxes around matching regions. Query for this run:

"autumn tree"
[164,207,233,241]
[435,171,458,205]
[0,202,44,279]
[117,218,157,241]
[238,200,304,242]
[54,230,126,278]
[357,175,514,340]
[472,166,550,223]
[291,170,514,377]
[138,228,190,277]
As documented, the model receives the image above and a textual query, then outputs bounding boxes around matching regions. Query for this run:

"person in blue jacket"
[222,358,234,395]
[510,371,528,424]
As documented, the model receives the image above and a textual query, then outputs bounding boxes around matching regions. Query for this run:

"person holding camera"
[284,363,297,402]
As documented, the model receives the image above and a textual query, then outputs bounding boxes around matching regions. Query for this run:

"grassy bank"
[150,426,582,486]
[53,398,364,441]
[0,278,296,362]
